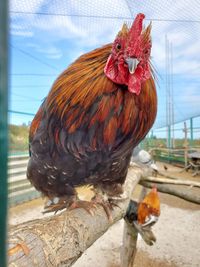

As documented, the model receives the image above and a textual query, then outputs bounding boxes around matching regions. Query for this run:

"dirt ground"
[9,162,200,267]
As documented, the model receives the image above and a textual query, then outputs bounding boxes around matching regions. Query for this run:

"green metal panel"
[9,191,41,207]
[0,0,8,266]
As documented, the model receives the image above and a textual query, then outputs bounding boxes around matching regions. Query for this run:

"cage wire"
[4,2,200,264]
[9,0,200,131]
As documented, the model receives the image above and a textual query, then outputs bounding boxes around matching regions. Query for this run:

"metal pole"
[165,36,172,149]
[170,42,175,148]
[0,0,9,266]
[168,39,171,149]
[190,118,193,147]
[183,122,188,168]
[168,125,171,148]
[165,35,169,148]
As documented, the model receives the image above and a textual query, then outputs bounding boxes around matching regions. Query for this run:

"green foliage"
[9,124,29,153]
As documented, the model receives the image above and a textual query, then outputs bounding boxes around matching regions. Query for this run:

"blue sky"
[9,0,200,133]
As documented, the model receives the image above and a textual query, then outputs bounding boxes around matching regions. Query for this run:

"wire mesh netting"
[10,0,200,130]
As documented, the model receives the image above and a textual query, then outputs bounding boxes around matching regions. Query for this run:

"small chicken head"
[104,13,152,95]
[137,185,160,227]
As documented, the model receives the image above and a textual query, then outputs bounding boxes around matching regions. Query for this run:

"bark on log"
[8,167,142,267]
[140,181,200,204]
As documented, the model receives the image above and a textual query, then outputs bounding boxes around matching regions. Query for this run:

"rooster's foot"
[70,196,117,222]
[43,196,74,214]
[92,194,118,223]
[68,200,97,215]
[43,196,97,215]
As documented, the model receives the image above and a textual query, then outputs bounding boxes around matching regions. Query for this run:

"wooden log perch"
[142,176,200,188]
[157,171,179,179]
[8,167,142,267]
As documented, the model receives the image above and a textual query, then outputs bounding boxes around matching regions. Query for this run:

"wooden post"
[121,187,147,267]
[121,221,138,267]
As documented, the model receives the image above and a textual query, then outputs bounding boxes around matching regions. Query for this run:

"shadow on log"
[8,168,142,267]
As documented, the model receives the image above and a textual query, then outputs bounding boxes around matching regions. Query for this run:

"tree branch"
[142,176,200,188]
[8,167,142,267]
[157,171,178,179]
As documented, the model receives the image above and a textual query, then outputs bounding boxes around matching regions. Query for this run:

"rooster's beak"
[126,58,139,74]
[141,214,159,228]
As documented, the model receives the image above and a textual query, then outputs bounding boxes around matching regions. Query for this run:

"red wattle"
[128,65,144,94]
[128,74,141,95]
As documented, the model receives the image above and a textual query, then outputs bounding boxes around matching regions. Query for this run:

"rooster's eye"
[116,43,121,50]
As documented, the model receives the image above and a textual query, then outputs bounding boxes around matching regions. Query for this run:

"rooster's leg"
[91,193,113,222]
[68,200,98,215]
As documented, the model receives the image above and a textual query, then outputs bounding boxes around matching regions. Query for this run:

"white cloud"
[167,32,189,47]
[10,0,45,36]
[70,50,86,61]
[10,0,129,45]
[173,59,200,76]
[38,47,63,59]
[177,42,200,59]
[26,43,63,59]
[10,0,200,69]
[10,0,45,13]
[151,36,165,69]
[49,0,130,19]
[11,30,33,36]
[33,16,87,39]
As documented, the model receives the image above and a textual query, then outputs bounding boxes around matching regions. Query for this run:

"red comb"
[152,184,157,193]
[129,13,145,41]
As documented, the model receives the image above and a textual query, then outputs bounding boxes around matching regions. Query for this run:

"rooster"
[27,13,157,219]
[125,186,160,245]
[137,186,160,227]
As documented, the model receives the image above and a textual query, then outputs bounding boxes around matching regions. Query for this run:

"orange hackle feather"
[46,44,114,117]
